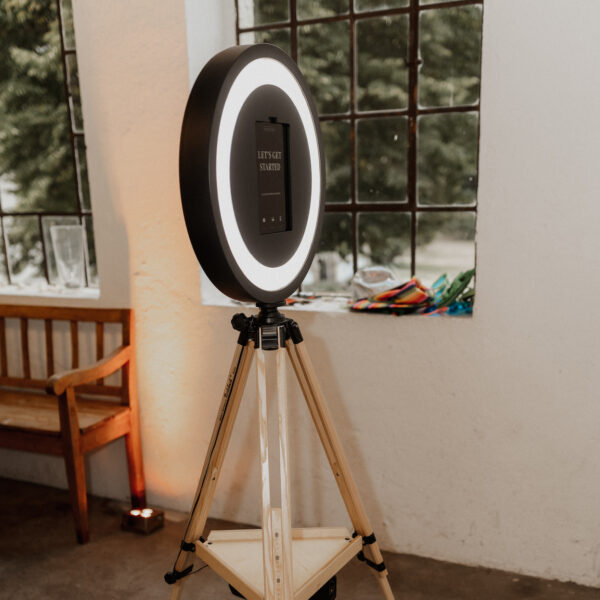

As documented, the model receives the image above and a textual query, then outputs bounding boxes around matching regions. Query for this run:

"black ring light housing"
[179,44,325,305]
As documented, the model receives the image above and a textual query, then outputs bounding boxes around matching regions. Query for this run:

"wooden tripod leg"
[168,339,255,600]
[286,340,395,600]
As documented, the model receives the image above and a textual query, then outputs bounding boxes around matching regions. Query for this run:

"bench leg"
[123,352,146,508]
[58,388,89,544]
[125,429,146,508]
[63,444,89,543]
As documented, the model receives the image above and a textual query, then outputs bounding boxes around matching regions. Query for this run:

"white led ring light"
[216,58,321,293]
[179,44,324,304]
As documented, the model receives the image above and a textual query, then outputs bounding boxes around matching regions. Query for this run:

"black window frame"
[0,0,94,288]
[236,0,482,288]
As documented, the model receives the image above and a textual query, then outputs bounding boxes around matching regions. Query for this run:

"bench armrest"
[46,345,131,396]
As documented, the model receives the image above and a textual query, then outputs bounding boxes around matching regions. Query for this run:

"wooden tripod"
[165,308,394,600]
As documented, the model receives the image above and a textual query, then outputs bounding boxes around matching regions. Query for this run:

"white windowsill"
[0,284,100,300]
[199,271,474,317]
[199,269,350,313]
[212,296,352,314]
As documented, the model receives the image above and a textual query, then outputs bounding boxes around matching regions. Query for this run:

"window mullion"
[56,0,84,287]
[37,215,51,284]
[56,0,83,217]
[0,219,11,286]
[290,0,298,62]
[407,0,420,277]
[349,2,358,274]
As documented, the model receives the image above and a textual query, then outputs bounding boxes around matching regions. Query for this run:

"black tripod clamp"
[231,304,303,351]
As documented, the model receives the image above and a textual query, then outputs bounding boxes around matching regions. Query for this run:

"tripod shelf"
[196,526,362,600]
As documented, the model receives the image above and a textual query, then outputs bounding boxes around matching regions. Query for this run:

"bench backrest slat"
[45,319,54,377]
[20,318,30,379]
[70,321,79,369]
[0,317,7,377]
[96,322,104,385]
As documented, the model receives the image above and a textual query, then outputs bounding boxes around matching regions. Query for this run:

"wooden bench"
[0,305,146,543]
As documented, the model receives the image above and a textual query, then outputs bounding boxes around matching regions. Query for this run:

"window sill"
[200,271,348,313]
[203,296,473,317]
[0,284,100,301]
[199,271,473,316]
[201,295,350,314]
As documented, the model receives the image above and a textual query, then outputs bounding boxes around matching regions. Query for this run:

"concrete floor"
[0,478,598,600]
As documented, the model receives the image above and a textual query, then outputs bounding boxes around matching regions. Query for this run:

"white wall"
[1,0,600,588]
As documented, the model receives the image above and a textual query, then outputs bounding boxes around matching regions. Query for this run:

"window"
[0,0,97,292]
[237,0,482,294]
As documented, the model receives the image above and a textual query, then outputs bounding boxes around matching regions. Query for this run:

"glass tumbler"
[50,224,85,288]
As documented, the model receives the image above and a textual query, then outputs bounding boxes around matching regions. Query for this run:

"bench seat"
[0,389,128,434]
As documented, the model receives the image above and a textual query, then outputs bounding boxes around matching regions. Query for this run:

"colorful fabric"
[349,277,432,315]
[350,269,475,317]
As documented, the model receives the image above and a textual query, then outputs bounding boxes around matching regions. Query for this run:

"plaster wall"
[1,0,600,588]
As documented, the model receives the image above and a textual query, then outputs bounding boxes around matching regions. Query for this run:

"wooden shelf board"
[195,527,362,600]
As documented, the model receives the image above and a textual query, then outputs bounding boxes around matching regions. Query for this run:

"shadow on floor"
[0,478,597,600]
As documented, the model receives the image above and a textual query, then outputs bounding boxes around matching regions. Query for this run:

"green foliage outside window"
[356,15,409,112]
[240,0,482,292]
[0,0,96,286]
[0,1,74,212]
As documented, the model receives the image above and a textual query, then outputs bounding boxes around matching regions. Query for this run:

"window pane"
[74,136,91,210]
[419,6,482,108]
[355,0,409,11]
[0,228,8,285]
[41,215,80,284]
[298,21,350,114]
[66,54,83,132]
[322,121,351,204]
[84,217,98,286]
[0,3,78,214]
[60,0,75,50]
[297,0,348,19]
[358,212,410,282]
[304,213,353,293]
[68,95,82,133]
[417,112,478,206]
[238,0,289,28]
[416,211,475,286]
[65,53,78,97]
[356,15,409,111]
[358,117,407,203]
[0,178,18,212]
[239,28,291,55]
[4,216,45,285]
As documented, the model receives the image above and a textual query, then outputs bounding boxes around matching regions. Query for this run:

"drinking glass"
[50,224,85,288]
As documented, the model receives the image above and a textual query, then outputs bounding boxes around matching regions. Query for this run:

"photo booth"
[166,44,394,600]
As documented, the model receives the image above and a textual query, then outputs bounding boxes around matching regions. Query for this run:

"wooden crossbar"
[0,305,127,323]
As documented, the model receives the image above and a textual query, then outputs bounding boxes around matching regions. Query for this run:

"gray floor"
[0,477,597,600]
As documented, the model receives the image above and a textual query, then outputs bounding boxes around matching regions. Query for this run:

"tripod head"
[255,303,286,326]
[231,304,302,351]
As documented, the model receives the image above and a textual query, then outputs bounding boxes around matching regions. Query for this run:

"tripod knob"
[231,313,248,332]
